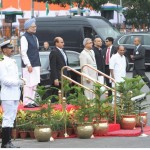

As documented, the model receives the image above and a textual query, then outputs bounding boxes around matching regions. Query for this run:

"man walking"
[20,18,41,108]
[0,40,25,148]
[130,37,150,89]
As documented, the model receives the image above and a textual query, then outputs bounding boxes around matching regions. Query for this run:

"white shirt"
[109,52,126,83]
[0,55,22,100]
[57,47,67,65]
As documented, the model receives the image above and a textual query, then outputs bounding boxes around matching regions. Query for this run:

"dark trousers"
[105,65,112,97]
[133,69,150,88]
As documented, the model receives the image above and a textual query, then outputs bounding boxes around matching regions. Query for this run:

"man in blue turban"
[20,18,41,108]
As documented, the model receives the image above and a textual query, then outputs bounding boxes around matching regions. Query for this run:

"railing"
[81,64,117,124]
[61,65,117,124]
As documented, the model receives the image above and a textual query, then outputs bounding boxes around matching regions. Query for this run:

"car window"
[119,36,127,44]
[66,52,80,67]
[144,35,150,45]
[125,35,142,45]
[40,55,49,71]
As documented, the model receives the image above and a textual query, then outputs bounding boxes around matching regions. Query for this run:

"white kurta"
[109,52,126,84]
[79,49,98,100]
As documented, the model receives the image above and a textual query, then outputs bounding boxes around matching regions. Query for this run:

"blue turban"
[24,18,36,30]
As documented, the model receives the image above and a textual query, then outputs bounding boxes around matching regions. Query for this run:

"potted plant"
[28,85,57,142]
[16,110,29,139]
[116,76,150,129]
[92,82,113,136]
[67,85,95,139]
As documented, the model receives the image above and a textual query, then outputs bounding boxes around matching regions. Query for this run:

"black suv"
[114,32,150,71]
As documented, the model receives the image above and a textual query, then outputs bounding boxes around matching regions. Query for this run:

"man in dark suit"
[130,37,150,89]
[49,37,69,102]
[103,37,117,97]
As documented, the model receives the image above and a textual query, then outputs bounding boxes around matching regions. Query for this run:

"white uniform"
[79,49,98,100]
[0,56,22,127]
[20,36,40,105]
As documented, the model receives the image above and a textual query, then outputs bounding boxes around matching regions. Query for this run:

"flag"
[46,1,49,16]
[0,0,2,8]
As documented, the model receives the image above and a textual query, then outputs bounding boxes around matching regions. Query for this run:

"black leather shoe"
[32,103,40,107]
[24,103,35,108]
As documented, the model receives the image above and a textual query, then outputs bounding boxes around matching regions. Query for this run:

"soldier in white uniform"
[0,40,25,148]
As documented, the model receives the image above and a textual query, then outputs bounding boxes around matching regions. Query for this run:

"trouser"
[23,85,37,105]
[105,65,112,97]
[1,100,19,147]
[133,69,150,88]
[1,100,19,127]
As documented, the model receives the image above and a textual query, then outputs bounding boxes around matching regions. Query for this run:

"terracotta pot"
[67,128,74,136]
[34,126,51,142]
[136,112,148,127]
[58,130,65,137]
[93,120,108,136]
[19,131,28,139]
[29,131,35,139]
[76,124,94,139]
[51,131,59,139]
[11,129,20,139]
[121,114,136,130]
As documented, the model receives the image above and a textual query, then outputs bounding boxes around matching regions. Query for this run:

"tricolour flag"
[46,1,49,16]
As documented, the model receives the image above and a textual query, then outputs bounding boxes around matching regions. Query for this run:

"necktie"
[60,49,67,65]
[106,47,110,65]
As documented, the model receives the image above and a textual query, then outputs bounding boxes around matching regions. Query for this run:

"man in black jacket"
[103,37,117,97]
[130,37,150,89]
[49,37,69,102]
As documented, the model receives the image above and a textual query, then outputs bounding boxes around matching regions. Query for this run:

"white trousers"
[1,100,19,127]
[23,85,37,105]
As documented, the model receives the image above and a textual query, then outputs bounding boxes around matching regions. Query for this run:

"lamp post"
[31,0,34,18]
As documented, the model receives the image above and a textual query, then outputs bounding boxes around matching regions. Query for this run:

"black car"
[113,32,150,71]
[12,50,80,86]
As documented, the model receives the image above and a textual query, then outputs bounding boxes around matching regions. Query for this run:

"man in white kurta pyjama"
[20,18,41,108]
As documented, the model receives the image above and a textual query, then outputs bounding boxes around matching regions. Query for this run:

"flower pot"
[136,112,148,127]
[58,130,65,137]
[76,124,94,139]
[34,125,52,142]
[51,131,59,139]
[19,131,28,139]
[29,131,35,139]
[121,114,136,130]
[67,128,74,136]
[93,120,108,136]
[11,129,20,139]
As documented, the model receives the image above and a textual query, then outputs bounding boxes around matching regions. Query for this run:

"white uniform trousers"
[1,100,19,127]
[23,85,37,105]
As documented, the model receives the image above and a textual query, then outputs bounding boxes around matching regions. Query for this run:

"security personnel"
[0,40,25,148]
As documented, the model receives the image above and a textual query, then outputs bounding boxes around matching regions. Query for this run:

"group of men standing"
[0,16,150,148]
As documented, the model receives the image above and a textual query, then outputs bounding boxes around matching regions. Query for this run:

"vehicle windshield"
[88,18,121,40]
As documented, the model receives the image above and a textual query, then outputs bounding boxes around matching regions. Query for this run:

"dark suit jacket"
[49,47,69,85]
[102,45,117,65]
[133,45,145,70]
[93,46,105,73]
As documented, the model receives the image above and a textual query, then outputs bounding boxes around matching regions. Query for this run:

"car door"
[143,34,150,64]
